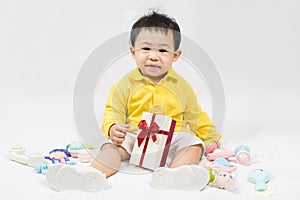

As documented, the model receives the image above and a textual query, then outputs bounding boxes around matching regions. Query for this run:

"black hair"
[130,11,181,51]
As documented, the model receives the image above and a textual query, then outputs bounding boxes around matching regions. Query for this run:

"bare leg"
[169,144,203,168]
[91,143,130,178]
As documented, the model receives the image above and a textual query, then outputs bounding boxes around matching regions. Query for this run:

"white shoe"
[46,164,107,192]
[150,165,209,191]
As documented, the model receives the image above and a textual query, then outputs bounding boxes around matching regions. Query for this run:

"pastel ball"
[237,152,250,165]
[78,149,92,163]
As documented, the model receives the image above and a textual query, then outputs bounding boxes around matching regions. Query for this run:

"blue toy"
[34,164,49,174]
[248,169,270,191]
[34,160,76,175]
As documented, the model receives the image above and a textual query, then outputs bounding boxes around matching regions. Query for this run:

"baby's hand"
[109,124,130,146]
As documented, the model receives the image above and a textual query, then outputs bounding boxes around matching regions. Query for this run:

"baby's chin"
[144,70,163,78]
[144,67,161,73]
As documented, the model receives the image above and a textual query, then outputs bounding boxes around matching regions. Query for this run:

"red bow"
[137,119,160,147]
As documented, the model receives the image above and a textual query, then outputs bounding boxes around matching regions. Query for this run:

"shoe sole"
[150,165,209,191]
[47,165,106,192]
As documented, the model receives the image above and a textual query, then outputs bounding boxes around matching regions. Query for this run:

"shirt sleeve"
[183,83,222,143]
[101,80,128,138]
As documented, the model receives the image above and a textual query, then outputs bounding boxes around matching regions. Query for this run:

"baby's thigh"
[166,132,204,165]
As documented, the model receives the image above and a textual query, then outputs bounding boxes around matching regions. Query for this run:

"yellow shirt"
[102,67,221,142]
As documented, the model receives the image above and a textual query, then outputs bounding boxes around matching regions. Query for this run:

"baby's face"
[130,29,181,83]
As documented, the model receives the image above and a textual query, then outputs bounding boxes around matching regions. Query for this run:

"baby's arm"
[182,83,221,151]
[102,81,128,139]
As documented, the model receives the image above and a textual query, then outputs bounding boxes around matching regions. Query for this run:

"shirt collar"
[129,66,178,82]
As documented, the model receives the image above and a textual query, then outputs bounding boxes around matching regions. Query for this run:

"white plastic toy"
[8,145,45,167]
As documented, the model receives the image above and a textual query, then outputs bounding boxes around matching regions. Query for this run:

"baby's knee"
[101,143,118,151]
[100,143,129,160]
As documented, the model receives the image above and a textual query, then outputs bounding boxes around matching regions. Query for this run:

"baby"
[46,10,221,192]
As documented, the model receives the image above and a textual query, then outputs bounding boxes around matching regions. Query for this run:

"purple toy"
[44,149,71,164]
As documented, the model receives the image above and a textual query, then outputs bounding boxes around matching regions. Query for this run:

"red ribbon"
[137,119,159,147]
[137,113,159,167]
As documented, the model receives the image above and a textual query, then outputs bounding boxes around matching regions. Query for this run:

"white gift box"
[129,112,176,170]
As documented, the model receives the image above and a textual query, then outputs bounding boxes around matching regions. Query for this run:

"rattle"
[206,158,237,190]
[235,145,251,165]
[44,149,72,164]
[35,148,77,174]
[66,141,86,158]
[207,145,251,165]
[66,141,94,161]
[77,149,93,163]
[248,168,271,191]
[8,145,45,167]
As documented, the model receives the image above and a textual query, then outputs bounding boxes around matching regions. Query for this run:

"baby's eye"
[142,47,151,51]
[159,49,168,53]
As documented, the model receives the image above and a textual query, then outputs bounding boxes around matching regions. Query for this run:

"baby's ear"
[130,46,136,57]
[172,50,182,62]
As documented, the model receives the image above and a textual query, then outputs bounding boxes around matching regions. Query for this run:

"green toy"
[66,141,94,158]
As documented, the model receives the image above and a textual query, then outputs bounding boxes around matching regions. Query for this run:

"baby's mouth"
[145,65,160,68]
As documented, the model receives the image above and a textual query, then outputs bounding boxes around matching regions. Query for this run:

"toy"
[44,149,73,164]
[34,160,76,175]
[207,145,251,165]
[248,169,270,191]
[206,158,236,190]
[66,141,85,158]
[204,139,219,154]
[215,170,234,190]
[207,149,235,162]
[66,141,94,158]
[35,148,76,174]
[34,164,49,174]
[77,149,93,163]
[8,145,45,167]
[235,145,251,165]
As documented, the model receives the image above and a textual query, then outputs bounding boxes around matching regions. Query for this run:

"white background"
[1,0,300,199]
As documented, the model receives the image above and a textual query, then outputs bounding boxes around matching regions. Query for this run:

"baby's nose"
[148,51,159,60]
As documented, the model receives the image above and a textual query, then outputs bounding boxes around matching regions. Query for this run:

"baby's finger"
[112,136,125,146]
[119,124,130,132]
[112,130,126,138]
